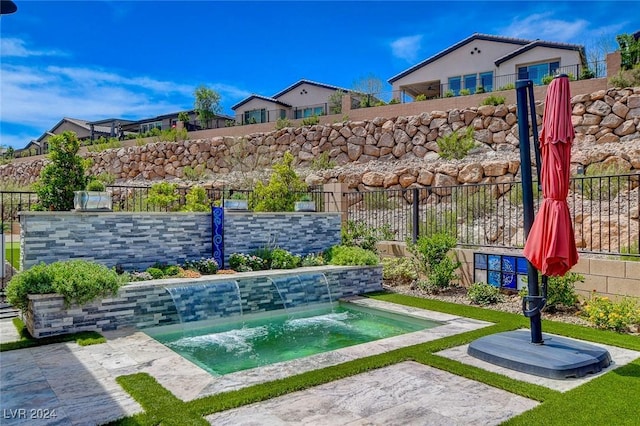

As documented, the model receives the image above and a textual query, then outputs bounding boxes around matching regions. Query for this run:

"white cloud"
[0,38,68,58]
[501,13,588,42]
[390,35,423,63]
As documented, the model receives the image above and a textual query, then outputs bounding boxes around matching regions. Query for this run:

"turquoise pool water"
[144,303,441,375]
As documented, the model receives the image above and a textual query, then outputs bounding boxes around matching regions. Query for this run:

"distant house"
[388,33,586,100]
[17,117,114,155]
[114,110,234,134]
[231,79,348,125]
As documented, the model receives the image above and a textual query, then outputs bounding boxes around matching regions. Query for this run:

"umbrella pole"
[515,80,544,344]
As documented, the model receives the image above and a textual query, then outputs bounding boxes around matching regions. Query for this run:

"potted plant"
[74,179,112,211]
[294,194,316,212]
[223,191,249,211]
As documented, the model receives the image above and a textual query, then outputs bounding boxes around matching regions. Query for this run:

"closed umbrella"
[523,75,578,276]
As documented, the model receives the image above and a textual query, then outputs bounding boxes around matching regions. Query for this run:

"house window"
[464,74,477,93]
[140,121,163,133]
[244,109,266,124]
[480,72,493,92]
[517,61,560,85]
[295,106,325,119]
[448,76,461,96]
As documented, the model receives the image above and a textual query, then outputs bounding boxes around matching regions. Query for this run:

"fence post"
[412,188,419,243]
[323,182,348,226]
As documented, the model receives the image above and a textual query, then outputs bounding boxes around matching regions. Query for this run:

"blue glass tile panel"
[502,273,517,289]
[212,206,224,268]
[474,253,487,269]
[502,256,516,273]
[488,271,501,287]
[488,255,501,271]
[517,257,529,274]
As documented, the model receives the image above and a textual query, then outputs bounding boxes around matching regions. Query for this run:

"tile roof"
[271,79,349,99]
[494,39,585,66]
[231,94,292,111]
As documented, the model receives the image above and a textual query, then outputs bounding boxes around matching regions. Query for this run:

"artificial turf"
[105,292,640,425]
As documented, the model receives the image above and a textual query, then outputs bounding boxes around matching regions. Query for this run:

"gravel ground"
[384,282,594,327]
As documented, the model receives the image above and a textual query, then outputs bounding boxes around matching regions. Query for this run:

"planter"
[73,191,112,211]
[224,199,248,210]
[295,201,316,212]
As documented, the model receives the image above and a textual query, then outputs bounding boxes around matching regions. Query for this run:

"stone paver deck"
[1,298,638,425]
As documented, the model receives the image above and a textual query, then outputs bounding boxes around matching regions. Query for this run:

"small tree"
[147,182,179,211]
[177,111,190,125]
[252,152,307,212]
[351,74,384,108]
[616,33,640,70]
[35,131,86,210]
[194,85,221,129]
[328,89,344,115]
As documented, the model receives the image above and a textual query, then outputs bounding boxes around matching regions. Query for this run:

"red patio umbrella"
[523,75,578,276]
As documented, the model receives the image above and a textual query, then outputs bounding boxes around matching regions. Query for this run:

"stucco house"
[389,33,587,101]
[231,79,348,125]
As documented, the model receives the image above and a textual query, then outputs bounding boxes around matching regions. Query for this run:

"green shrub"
[148,182,179,210]
[497,83,515,91]
[362,192,397,210]
[328,245,379,266]
[86,179,105,191]
[519,272,582,312]
[414,94,427,101]
[406,232,460,291]
[444,90,455,98]
[183,165,206,181]
[183,258,219,274]
[474,86,485,94]
[421,209,457,238]
[437,126,476,160]
[163,265,181,276]
[270,248,302,269]
[467,282,504,305]
[252,152,307,212]
[580,68,595,80]
[229,253,266,272]
[583,293,640,332]
[5,260,122,311]
[388,98,400,104]
[342,220,394,252]
[301,253,325,267]
[459,89,471,96]
[480,95,506,106]
[301,115,320,126]
[145,267,165,279]
[453,186,495,223]
[381,257,417,285]
[85,136,123,152]
[541,75,554,85]
[183,185,209,212]
[34,131,87,211]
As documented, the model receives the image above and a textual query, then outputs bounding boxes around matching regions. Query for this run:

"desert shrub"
[327,245,379,266]
[85,137,123,152]
[145,267,165,280]
[362,192,397,210]
[301,253,325,267]
[437,126,476,160]
[342,220,394,252]
[128,271,153,282]
[583,293,640,332]
[541,75,554,85]
[252,152,307,212]
[581,163,628,201]
[474,86,485,94]
[301,115,320,126]
[407,233,460,291]
[310,151,336,170]
[229,253,266,272]
[183,258,219,275]
[275,117,292,130]
[467,282,504,305]
[270,248,302,269]
[444,90,455,97]
[183,185,209,212]
[480,95,506,106]
[453,186,495,223]
[183,165,206,181]
[459,88,471,96]
[148,182,179,210]
[382,257,417,285]
[414,94,427,101]
[5,260,122,311]
[497,83,515,91]
[421,209,458,238]
[519,272,582,312]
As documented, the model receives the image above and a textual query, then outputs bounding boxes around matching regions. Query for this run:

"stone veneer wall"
[25,266,383,338]
[19,211,341,270]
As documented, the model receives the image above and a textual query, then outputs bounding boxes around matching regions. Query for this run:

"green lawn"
[4,241,20,269]
[104,292,640,425]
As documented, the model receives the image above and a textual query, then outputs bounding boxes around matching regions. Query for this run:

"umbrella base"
[468,330,611,380]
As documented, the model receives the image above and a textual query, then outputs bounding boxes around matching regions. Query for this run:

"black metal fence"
[345,173,640,258]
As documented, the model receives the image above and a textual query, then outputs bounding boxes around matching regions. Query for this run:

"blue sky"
[1,1,638,149]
